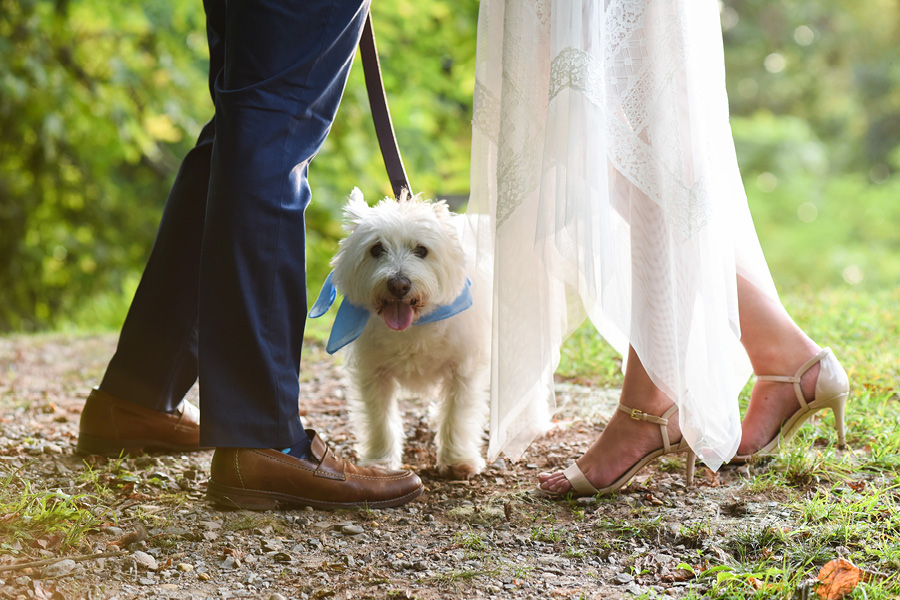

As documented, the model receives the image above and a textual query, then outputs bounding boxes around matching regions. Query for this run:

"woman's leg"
[539,345,680,493]
[734,275,821,455]
[540,275,823,492]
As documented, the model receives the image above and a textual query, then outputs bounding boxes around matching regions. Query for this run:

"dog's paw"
[359,456,402,471]
[438,460,484,480]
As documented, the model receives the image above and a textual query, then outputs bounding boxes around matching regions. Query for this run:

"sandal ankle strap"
[755,347,831,411]
[617,403,679,453]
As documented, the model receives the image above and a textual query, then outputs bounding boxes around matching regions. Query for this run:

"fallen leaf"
[111,523,149,547]
[816,558,868,600]
[847,481,866,492]
[703,468,721,487]
[661,568,694,582]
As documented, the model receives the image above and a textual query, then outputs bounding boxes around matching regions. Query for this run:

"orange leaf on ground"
[703,468,721,487]
[816,558,865,600]
[847,480,866,492]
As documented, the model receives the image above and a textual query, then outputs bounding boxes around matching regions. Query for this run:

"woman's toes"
[538,471,571,492]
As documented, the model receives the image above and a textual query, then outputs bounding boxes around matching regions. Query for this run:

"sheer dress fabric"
[464,0,780,470]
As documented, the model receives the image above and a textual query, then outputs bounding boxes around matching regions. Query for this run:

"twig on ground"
[0,551,127,573]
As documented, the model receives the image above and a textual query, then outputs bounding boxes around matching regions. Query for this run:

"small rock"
[525,463,540,469]
[42,559,76,578]
[490,458,507,471]
[176,563,193,572]
[198,572,211,581]
[624,582,644,595]
[615,572,634,584]
[268,595,288,600]
[43,443,63,455]
[133,551,158,571]
[341,525,364,536]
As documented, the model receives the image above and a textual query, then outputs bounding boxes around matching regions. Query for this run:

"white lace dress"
[464,0,780,470]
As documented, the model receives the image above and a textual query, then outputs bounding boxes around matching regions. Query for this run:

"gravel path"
[0,334,788,600]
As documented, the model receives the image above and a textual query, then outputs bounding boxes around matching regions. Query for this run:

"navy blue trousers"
[101,0,369,448]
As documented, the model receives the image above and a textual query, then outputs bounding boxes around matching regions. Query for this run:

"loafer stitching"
[247,449,316,474]
[345,472,416,482]
[233,451,245,488]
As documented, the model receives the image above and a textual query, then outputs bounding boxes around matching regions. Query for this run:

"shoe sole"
[206,480,424,511]
[75,433,205,457]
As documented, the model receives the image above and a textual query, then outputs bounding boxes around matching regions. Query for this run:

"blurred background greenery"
[1,0,898,333]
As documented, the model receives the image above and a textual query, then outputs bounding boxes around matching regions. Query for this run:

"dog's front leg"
[351,368,405,469]
[435,372,488,480]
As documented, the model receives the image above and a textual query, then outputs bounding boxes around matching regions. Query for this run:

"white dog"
[309,188,490,479]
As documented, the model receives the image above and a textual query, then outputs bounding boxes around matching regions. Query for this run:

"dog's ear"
[343,187,369,232]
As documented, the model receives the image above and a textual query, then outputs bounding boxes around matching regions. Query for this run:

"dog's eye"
[413,245,428,259]
[370,242,385,258]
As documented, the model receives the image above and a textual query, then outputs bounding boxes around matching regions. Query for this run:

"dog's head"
[331,188,467,331]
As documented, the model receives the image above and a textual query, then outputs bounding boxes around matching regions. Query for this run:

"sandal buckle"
[630,408,645,421]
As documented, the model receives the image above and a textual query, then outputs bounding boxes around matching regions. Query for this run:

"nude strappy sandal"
[731,347,849,464]
[543,403,695,498]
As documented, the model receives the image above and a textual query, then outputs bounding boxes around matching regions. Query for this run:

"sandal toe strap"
[562,463,599,496]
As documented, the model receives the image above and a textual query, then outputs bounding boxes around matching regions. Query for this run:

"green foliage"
[0,0,209,331]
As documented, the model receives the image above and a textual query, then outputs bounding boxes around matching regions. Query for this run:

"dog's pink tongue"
[383,302,414,331]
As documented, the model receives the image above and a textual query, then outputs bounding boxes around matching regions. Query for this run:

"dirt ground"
[0,333,794,600]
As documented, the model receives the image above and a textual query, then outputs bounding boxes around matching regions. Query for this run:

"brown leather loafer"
[207,431,424,510]
[76,387,202,456]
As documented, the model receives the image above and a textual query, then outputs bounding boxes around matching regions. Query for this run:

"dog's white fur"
[330,188,490,479]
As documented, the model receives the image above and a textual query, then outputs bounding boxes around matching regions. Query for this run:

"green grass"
[0,466,102,554]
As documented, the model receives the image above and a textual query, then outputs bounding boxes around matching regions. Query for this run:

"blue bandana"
[309,271,473,354]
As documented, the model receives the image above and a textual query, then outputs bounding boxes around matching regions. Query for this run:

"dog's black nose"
[387,276,411,298]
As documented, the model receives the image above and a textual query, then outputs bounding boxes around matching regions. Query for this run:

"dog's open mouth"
[379,300,418,331]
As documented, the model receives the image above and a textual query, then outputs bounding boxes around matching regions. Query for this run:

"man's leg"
[202,0,422,510]
[197,0,369,449]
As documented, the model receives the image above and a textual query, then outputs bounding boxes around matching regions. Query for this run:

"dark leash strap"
[358,10,412,199]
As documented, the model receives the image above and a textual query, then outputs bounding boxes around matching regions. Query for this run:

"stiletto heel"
[831,394,847,449]
[685,449,695,487]
[732,347,850,463]
[542,403,694,498]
